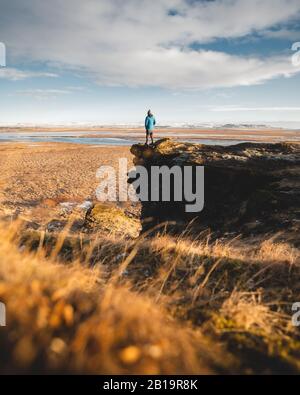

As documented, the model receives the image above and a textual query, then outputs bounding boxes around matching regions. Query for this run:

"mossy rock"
[130,144,155,158]
[85,203,141,238]
[130,139,181,160]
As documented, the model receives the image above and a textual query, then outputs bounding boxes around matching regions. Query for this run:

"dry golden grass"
[0,219,299,374]
[0,221,226,374]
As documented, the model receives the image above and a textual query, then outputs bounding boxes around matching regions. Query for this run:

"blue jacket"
[145,115,156,131]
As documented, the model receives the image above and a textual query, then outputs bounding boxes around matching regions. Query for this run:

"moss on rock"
[85,203,141,239]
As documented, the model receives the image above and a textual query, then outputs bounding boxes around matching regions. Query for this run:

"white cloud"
[0,68,58,81]
[14,88,70,100]
[262,28,300,40]
[1,0,300,89]
[211,106,300,112]
[13,87,88,99]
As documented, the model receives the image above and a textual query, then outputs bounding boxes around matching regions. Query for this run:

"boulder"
[85,203,141,239]
[129,139,300,244]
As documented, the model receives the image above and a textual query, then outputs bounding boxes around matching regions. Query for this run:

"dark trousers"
[146,130,154,144]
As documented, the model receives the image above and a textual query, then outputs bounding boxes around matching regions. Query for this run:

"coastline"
[0,126,299,144]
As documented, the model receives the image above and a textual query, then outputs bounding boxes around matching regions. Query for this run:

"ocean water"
[0,131,252,146]
[0,133,134,146]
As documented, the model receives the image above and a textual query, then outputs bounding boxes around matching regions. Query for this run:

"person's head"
[147,109,153,117]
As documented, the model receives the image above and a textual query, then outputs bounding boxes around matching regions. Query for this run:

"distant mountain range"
[0,121,300,130]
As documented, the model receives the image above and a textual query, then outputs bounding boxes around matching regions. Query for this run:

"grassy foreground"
[0,220,299,374]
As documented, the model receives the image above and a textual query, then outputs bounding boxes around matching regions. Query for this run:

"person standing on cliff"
[145,110,156,145]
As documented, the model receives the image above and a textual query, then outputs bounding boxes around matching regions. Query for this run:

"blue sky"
[0,0,300,126]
